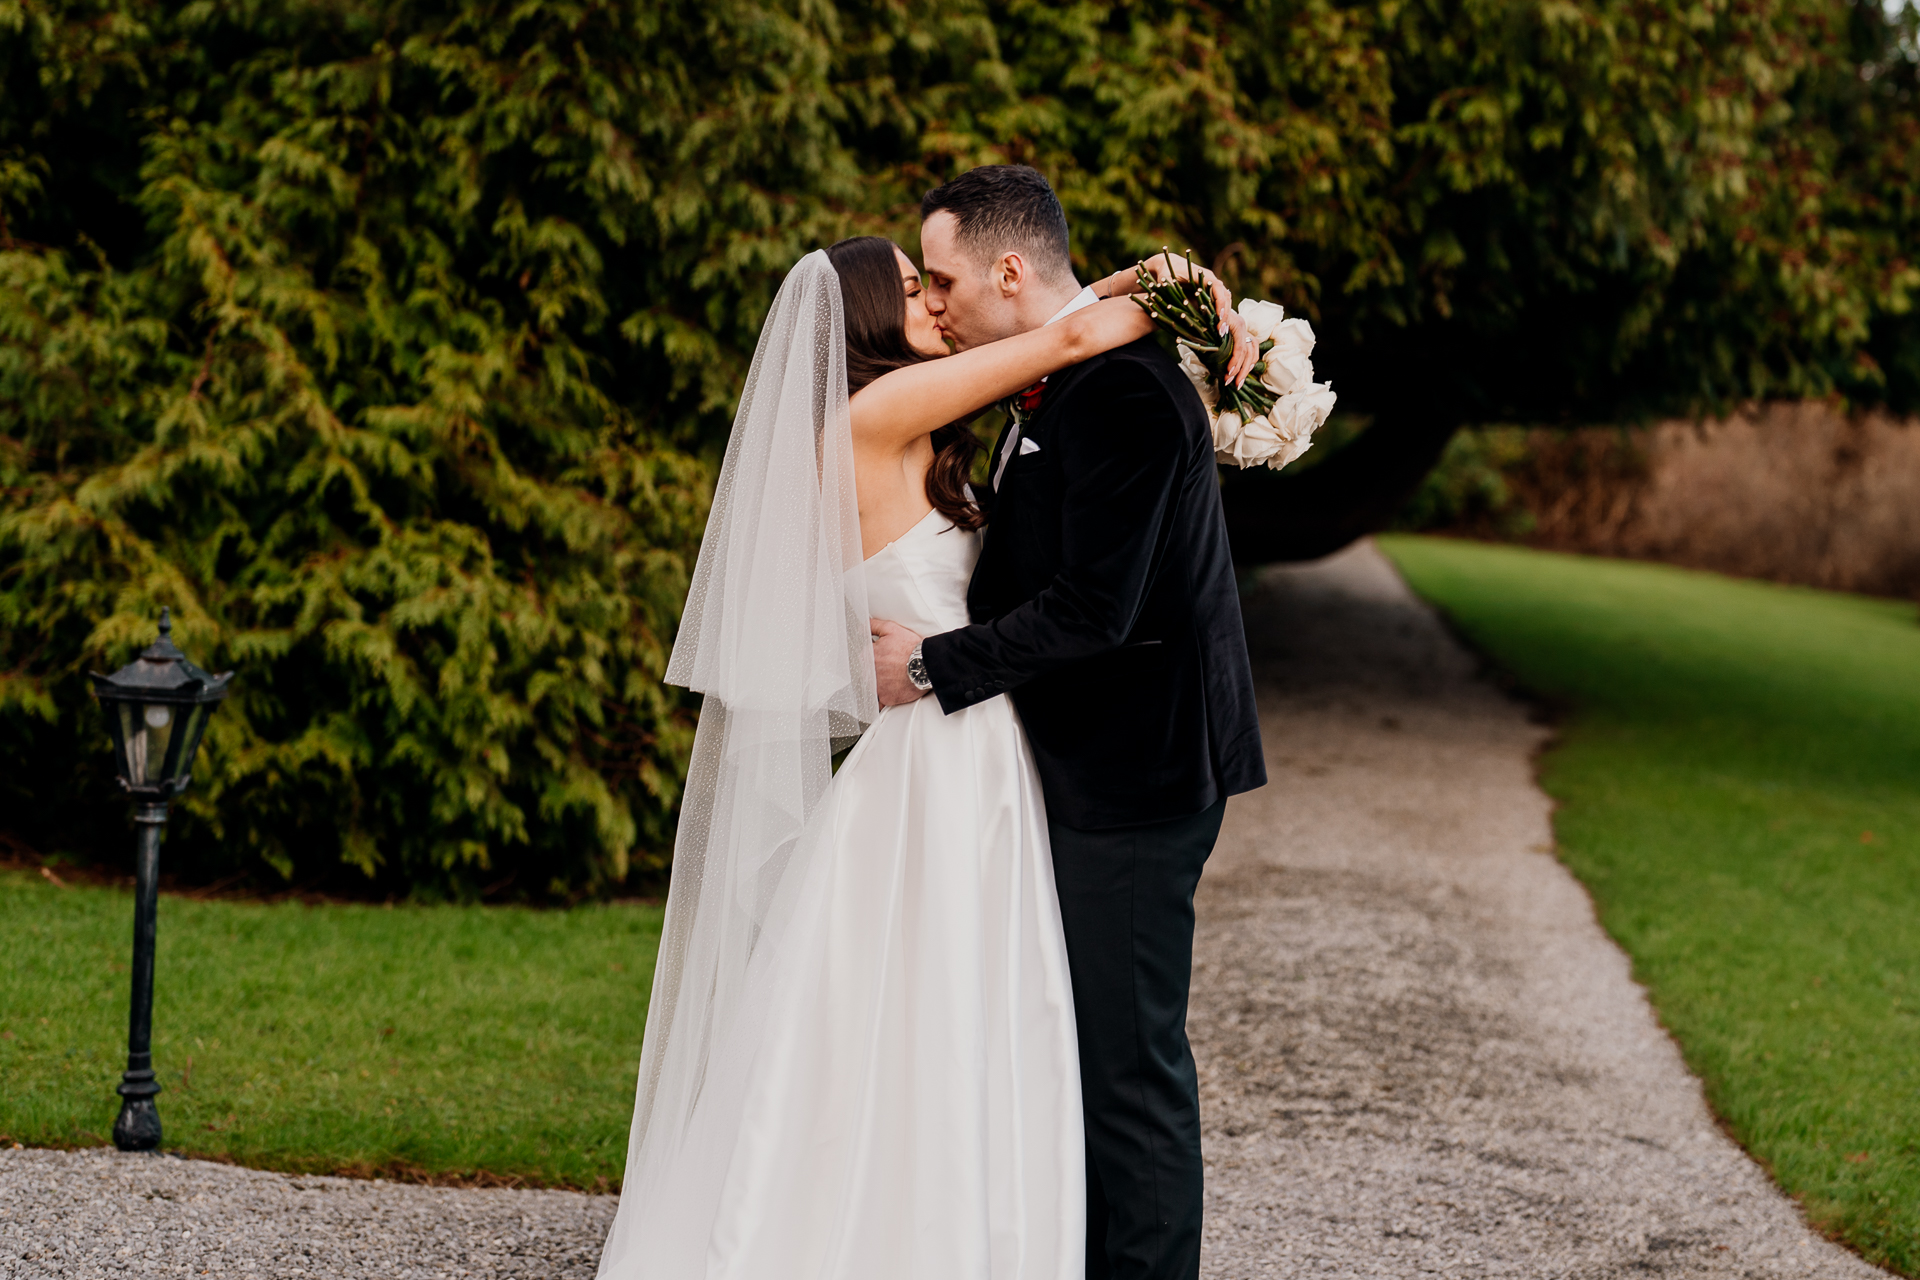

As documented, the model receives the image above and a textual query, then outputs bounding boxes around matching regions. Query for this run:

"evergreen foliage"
[3,0,1915,892]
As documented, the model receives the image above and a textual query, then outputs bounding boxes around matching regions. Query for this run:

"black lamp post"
[90,608,233,1152]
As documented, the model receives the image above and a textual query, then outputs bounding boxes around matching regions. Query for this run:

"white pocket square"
[1018,437,1042,455]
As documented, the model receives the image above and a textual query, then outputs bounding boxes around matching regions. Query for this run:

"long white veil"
[600,250,874,1270]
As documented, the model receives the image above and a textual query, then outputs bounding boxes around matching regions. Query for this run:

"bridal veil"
[599,250,875,1271]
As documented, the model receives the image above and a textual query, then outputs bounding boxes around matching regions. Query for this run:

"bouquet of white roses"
[1132,256,1337,470]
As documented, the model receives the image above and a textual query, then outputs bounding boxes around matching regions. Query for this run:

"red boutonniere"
[1001,380,1047,427]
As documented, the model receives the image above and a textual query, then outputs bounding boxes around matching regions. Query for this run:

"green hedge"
[2,0,1915,895]
[0,0,730,896]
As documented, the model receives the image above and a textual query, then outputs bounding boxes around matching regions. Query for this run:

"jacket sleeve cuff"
[919,629,1012,715]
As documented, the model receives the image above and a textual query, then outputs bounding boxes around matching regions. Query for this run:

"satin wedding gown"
[602,506,1084,1279]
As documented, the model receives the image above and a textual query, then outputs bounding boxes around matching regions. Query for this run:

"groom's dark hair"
[920,166,1074,286]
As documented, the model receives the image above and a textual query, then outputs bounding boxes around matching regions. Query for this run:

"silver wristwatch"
[906,642,933,693]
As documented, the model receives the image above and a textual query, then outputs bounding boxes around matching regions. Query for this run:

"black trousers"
[1049,797,1225,1280]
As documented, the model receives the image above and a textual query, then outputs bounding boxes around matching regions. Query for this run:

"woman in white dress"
[597,237,1246,1280]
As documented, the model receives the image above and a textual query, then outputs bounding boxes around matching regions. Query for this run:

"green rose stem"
[1132,253,1280,422]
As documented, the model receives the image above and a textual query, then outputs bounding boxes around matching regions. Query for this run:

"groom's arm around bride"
[879,164,1265,1280]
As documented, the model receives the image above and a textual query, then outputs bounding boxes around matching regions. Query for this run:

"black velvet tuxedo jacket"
[920,334,1266,831]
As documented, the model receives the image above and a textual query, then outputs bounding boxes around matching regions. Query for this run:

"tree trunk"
[1221,409,1462,564]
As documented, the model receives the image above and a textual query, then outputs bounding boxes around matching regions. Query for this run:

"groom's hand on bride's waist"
[871,619,930,706]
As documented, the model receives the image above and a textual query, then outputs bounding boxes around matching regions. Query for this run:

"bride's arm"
[849,297,1156,449]
[1091,252,1256,388]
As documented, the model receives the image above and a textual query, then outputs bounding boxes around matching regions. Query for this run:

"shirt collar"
[1044,284,1100,327]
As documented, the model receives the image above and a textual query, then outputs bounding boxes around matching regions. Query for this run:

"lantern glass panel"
[118,703,146,787]
[100,702,130,787]
[116,701,181,788]
[168,702,215,788]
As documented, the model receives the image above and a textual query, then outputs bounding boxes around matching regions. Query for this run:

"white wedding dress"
[599,506,1085,1279]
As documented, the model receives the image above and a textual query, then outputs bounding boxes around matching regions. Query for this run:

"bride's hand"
[1127,253,1256,389]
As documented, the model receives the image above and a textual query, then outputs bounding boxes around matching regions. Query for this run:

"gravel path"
[1,540,1885,1278]
[1194,541,1884,1278]
[0,1147,615,1278]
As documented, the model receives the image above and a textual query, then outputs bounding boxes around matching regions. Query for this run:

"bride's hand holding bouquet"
[1116,250,1338,471]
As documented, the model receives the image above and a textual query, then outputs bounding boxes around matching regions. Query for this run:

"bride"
[597,236,1245,1279]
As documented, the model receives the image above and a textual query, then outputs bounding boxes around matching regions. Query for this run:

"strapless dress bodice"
[862,506,980,637]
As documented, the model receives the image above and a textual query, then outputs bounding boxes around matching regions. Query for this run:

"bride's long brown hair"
[826,235,985,532]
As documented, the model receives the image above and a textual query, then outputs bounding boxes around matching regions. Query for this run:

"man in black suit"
[870,164,1266,1280]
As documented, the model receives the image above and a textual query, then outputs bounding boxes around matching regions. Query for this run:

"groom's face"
[920,211,1023,351]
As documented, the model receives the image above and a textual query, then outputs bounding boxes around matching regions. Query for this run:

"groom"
[871,165,1266,1280]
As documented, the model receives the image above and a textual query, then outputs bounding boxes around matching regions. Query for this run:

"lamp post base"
[113,1070,162,1151]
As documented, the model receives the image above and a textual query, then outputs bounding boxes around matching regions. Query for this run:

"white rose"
[1228,414,1290,469]
[1177,343,1217,411]
[1259,317,1317,396]
[1263,382,1338,469]
[1236,298,1287,344]
[1266,436,1313,470]
[1210,408,1243,456]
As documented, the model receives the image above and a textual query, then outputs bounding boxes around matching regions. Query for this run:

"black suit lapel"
[979,352,1113,518]
[1020,354,1107,448]
[1038,355,1105,411]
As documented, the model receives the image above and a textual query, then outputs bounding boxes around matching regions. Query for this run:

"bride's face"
[895,246,950,358]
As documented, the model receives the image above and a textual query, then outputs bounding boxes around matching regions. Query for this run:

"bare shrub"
[1406,404,1920,599]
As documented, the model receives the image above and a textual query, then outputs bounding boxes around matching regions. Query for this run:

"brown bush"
[1407,405,1920,599]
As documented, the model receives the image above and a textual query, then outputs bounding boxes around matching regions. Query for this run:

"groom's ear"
[995,251,1029,298]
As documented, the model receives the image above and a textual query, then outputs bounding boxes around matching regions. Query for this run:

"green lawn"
[0,872,661,1189]
[1379,534,1920,1274]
